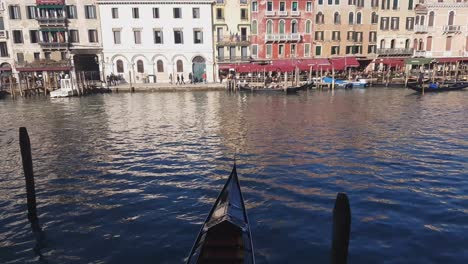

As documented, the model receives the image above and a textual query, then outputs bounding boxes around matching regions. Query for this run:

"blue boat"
[322,77,353,89]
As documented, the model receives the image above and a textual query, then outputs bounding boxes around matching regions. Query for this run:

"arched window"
[448,11,454,25]
[116,59,124,73]
[348,12,354,24]
[420,16,425,25]
[252,20,257,34]
[371,12,378,24]
[418,39,424,51]
[356,12,362,24]
[291,20,298,33]
[334,12,340,24]
[415,16,419,25]
[380,39,385,49]
[405,39,410,49]
[136,60,144,73]
[316,12,322,24]
[176,59,183,72]
[428,11,434,27]
[390,39,396,49]
[413,38,418,50]
[279,20,285,34]
[266,20,273,34]
[157,60,164,72]
[305,20,311,34]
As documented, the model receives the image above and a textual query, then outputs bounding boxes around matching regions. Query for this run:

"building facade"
[98,0,215,84]
[213,0,251,66]
[0,0,14,72]
[5,0,102,78]
[314,0,377,59]
[412,0,468,59]
[250,0,314,60]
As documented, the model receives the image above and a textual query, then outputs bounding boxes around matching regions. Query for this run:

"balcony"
[39,42,68,50]
[217,56,251,63]
[37,17,67,26]
[414,25,428,33]
[0,30,8,39]
[377,48,414,56]
[216,35,250,46]
[278,11,288,16]
[290,11,300,16]
[265,11,276,16]
[443,25,461,33]
[265,34,301,42]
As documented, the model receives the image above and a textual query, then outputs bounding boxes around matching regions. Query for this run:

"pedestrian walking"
[202,72,207,84]
[181,74,185,84]
[189,72,193,84]
[169,73,173,84]
[176,74,180,85]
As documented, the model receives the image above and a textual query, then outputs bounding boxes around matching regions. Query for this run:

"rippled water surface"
[1,88,467,264]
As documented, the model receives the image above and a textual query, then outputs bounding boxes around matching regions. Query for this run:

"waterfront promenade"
[109,82,226,92]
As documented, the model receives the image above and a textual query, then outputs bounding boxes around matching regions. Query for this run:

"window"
[291,44,296,57]
[267,20,273,34]
[252,1,258,12]
[88,29,98,43]
[393,0,398,9]
[193,8,200,18]
[266,44,272,58]
[405,39,410,48]
[328,0,333,5]
[241,9,248,20]
[428,12,434,27]
[137,60,144,73]
[132,8,139,19]
[332,31,340,41]
[85,5,96,19]
[408,0,413,9]
[319,0,323,4]
[391,17,399,30]
[154,30,163,44]
[380,17,389,30]
[305,20,311,34]
[369,31,377,42]
[331,46,340,55]
[61,52,67,60]
[448,11,454,26]
[381,39,386,49]
[267,1,273,11]
[349,12,354,24]
[371,12,378,24]
[316,12,324,24]
[176,60,183,72]
[406,17,414,30]
[279,2,285,11]
[44,52,51,60]
[346,46,354,54]
[445,36,452,51]
[12,30,23,44]
[216,8,223,19]
[66,5,77,19]
[426,36,432,51]
[334,12,340,24]
[336,0,341,4]
[315,31,324,41]
[113,30,121,44]
[252,20,257,34]
[306,2,312,11]
[356,12,362,24]
[34,52,40,61]
[372,0,379,7]
[279,44,284,56]
[112,8,118,19]
[315,46,322,56]
[27,6,37,19]
[292,2,298,11]
[194,29,203,44]
[69,30,79,43]
[304,43,310,56]
[279,20,285,34]
[218,47,225,61]
[134,30,142,44]
[390,39,396,48]
[355,32,363,42]
[0,42,9,57]
[17,53,24,63]
[174,8,182,18]
[368,45,376,54]
[153,8,160,18]
[157,60,164,72]
[347,31,354,41]
[251,45,258,57]
[116,60,124,73]
[174,30,183,44]
[30,30,39,43]
[356,0,363,6]
[9,5,21,19]
[291,20,298,34]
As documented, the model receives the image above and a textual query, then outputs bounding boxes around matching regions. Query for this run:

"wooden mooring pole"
[19,127,41,232]
[331,192,351,264]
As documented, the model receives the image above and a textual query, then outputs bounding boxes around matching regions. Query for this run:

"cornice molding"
[97,0,215,5]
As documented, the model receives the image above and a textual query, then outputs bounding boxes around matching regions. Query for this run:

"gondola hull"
[407,82,468,93]
[186,164,255,264]
[239,83,308,94]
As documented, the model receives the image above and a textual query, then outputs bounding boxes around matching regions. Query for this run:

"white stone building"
[97,0,215,84]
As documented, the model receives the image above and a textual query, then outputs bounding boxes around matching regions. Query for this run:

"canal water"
[1,88,467,264]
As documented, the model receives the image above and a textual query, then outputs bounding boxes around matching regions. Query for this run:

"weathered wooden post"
[19,127,41,232]
[9,75,15,99]
[331,192,351,264]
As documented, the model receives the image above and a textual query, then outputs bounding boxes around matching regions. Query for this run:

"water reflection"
[1,89,467,263]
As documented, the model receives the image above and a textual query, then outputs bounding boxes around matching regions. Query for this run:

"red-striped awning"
[0,67,12,71]
[379,58,405,67]
[16,66,71,72]
[436,57,462,63]
[36,0,65,4]
[330,57,360,71]
[297,59,331,71]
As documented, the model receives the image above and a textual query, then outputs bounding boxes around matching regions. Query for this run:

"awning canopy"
[379,58,405,67]
[405,58,435,65]
[39,28,66,32]
[330,57,360,71]
[36,0,65,5]
[16,66,71,72]
[0,67,12,71]
[297,59,331,71]
[436,57,462,63]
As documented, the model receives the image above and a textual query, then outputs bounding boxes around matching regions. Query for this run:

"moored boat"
[239,82,308,94]
[407,82,468,93]
[186,164,255,264]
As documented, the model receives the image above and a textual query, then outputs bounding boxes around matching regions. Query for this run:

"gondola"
[186,164,255,264]
[0,90,7,99]
[407,82,468,93]
[239,82,308,94]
